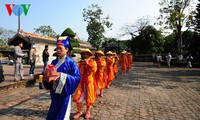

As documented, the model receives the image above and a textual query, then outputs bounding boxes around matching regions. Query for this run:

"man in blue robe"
[43,35,81,120]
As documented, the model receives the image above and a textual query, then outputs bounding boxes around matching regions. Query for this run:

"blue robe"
[46,56,81,120]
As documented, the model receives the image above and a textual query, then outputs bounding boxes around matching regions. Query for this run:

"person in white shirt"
[29,44,37,76]
[166,52,172,68]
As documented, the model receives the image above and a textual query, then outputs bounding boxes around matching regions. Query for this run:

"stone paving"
[0,62,200,120]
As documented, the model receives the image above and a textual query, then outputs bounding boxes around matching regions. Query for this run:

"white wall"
[34,42,56,65]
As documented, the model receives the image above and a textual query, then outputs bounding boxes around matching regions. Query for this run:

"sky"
[0,0,198,41]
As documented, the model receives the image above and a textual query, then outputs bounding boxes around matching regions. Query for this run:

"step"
[0,79,37,93]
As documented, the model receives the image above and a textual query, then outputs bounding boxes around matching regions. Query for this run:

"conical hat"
[106,51,113,55]
[96,50,104,56]
[113,52,117,55]
[80,48,93,55]
[121,50,126,54]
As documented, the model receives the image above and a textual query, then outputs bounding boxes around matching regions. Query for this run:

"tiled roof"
[8,31,94,49]
[21,32,55,41]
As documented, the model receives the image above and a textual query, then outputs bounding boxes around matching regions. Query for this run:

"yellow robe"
[106,57,115,83]
[95,58,107,90]
[113,56,119,74]
[120,55,128,70]
[73,58,97,105]
[127,55,133,70]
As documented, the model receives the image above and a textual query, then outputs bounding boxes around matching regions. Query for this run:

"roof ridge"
[21,32,55,40]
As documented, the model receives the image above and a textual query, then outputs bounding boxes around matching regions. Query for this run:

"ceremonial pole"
[17,7,20,33]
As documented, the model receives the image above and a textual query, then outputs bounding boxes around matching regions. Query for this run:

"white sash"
[55,56,68,94]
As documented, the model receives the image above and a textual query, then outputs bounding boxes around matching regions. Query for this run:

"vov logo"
[5,4,31,16]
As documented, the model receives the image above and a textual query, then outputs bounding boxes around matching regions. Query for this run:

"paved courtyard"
[0,62,200,120]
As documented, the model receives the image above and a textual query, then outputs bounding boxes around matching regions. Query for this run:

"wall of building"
[34,42,56,65]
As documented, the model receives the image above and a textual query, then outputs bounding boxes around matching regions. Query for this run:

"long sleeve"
[50,57,81,96]
[84,58,97,73]
[99,59,106,72]
[63,61,81,95]
[14,46,24,57]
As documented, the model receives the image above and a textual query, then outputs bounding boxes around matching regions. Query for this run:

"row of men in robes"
[72,49,133,119]
[72,49,118,119]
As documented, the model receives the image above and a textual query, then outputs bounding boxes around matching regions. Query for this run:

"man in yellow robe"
[94,50,107,97]
[120,50,128,75]
[106,51,115,88]
[113,52,119,77]
[127,52,133,72]
[73,48,97,119]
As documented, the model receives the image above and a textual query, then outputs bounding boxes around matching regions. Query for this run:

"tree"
[158,0,196,53]
[120,17,150,38]
[0,29,3,35]
[188,33,200,62]
[182,30,195,50]
[121,17,164,54]
[0,27,16,44]
[101,38,119,53]
[61,28,76,37]
[163,33,177,53]
[83,4,112,50]
[0,39,6,47]
[194,0,200,34]
[132,25,164,54]
[34,25,58,37]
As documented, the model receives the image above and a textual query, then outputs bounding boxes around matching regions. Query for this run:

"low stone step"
[0,79,36,93]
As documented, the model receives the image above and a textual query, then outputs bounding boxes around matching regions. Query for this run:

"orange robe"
[127,54,133,70]
[106,57,115,84]
[73,58,97,105]
[94,58,107,94]
[120,55,128,71]
[113,56,119,74]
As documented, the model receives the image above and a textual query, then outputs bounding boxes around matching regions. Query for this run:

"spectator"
[166,52,172,68]
[186,54,193,68]
[0,60,5,83]
[29,44,37,76]
[14,41,25,82]
[152,53,157,65]
[156,53,162,68]
[42,45,49,69]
